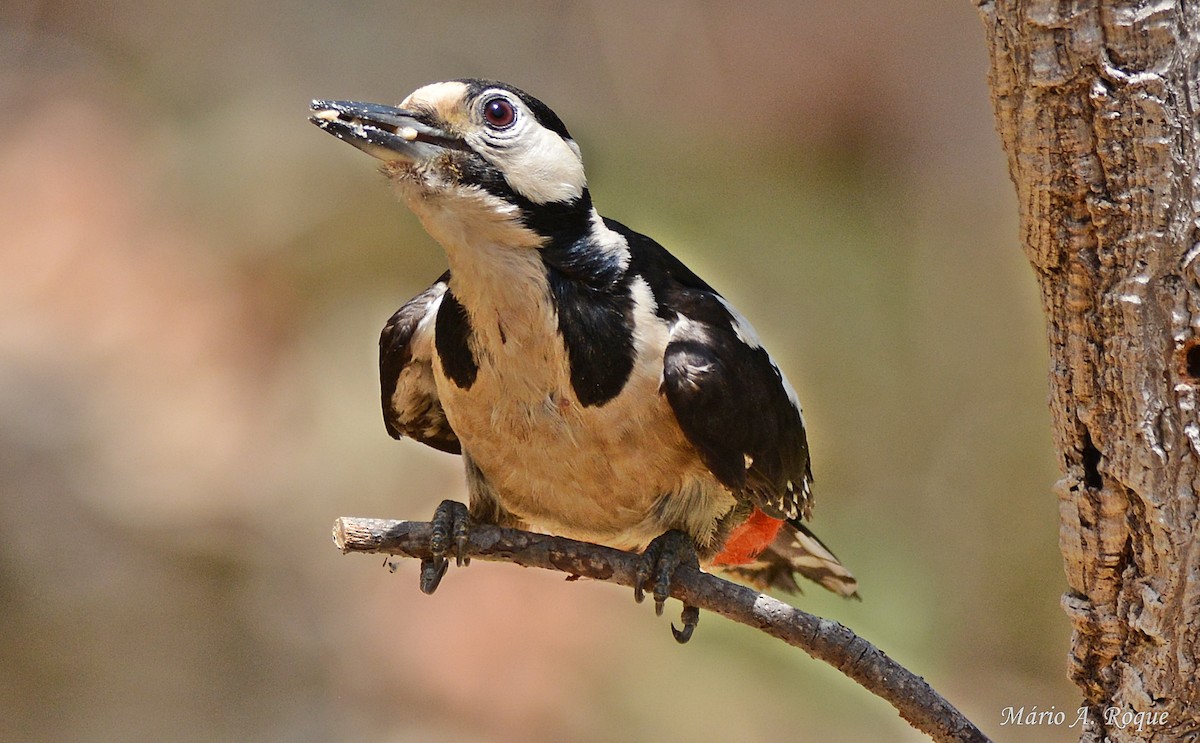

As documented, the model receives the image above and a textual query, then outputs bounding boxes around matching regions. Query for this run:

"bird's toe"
[635,530,703,641]
[420,499,471,594]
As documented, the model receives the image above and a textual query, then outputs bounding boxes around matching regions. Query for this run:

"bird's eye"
[483,97,516,129]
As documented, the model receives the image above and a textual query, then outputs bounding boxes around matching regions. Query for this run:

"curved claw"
[633,562,650,604]
[419,556,449,594]
[671,605,700,644]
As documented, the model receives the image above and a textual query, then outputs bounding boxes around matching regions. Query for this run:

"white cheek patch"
[474,119,587,205]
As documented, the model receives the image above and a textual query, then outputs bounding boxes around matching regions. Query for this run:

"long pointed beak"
[308,100,468,162]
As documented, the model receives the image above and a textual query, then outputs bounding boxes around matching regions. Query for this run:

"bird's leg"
[419,499,471,594]
[634,529,702,643]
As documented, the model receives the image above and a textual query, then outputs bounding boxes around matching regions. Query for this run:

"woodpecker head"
[310,79,593,250]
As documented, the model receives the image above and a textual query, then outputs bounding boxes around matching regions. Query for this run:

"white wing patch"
[717,296,763,349]
[717,296,805,417]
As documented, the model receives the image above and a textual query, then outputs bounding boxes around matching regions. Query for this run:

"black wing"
[661,311,813,521]
[608,217,813,521]
[379,272,460,454]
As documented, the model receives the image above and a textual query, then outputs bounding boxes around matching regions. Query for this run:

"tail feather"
[719,520,859,599]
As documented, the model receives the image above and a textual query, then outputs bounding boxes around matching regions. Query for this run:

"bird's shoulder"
[603,217,767,348]
[602,216,716,299]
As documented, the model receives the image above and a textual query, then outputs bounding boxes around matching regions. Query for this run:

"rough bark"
[333,517,990,742]
[976,1,1200,739]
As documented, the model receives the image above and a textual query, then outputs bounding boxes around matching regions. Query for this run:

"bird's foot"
[419,499,470,595]
[634,529,702,644]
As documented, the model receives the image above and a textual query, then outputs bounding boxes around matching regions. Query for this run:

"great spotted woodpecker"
[310,79,858,642]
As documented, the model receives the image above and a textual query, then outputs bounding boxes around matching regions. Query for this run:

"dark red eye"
[483,97,516,129]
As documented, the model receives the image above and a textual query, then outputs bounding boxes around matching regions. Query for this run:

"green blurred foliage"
[1,1,1073,741]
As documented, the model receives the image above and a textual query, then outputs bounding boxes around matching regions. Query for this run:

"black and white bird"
[310,79,857,642]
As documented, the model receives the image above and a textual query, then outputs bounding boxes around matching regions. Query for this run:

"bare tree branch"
[333,516,991,743]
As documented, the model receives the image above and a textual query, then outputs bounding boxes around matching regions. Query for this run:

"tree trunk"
[976,1,1200,739]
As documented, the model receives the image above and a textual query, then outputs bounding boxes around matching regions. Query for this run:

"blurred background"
[0,1,1071,741]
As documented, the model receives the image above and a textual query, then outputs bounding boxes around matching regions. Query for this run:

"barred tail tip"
[788,523,859,599]
[718,521,859,599]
